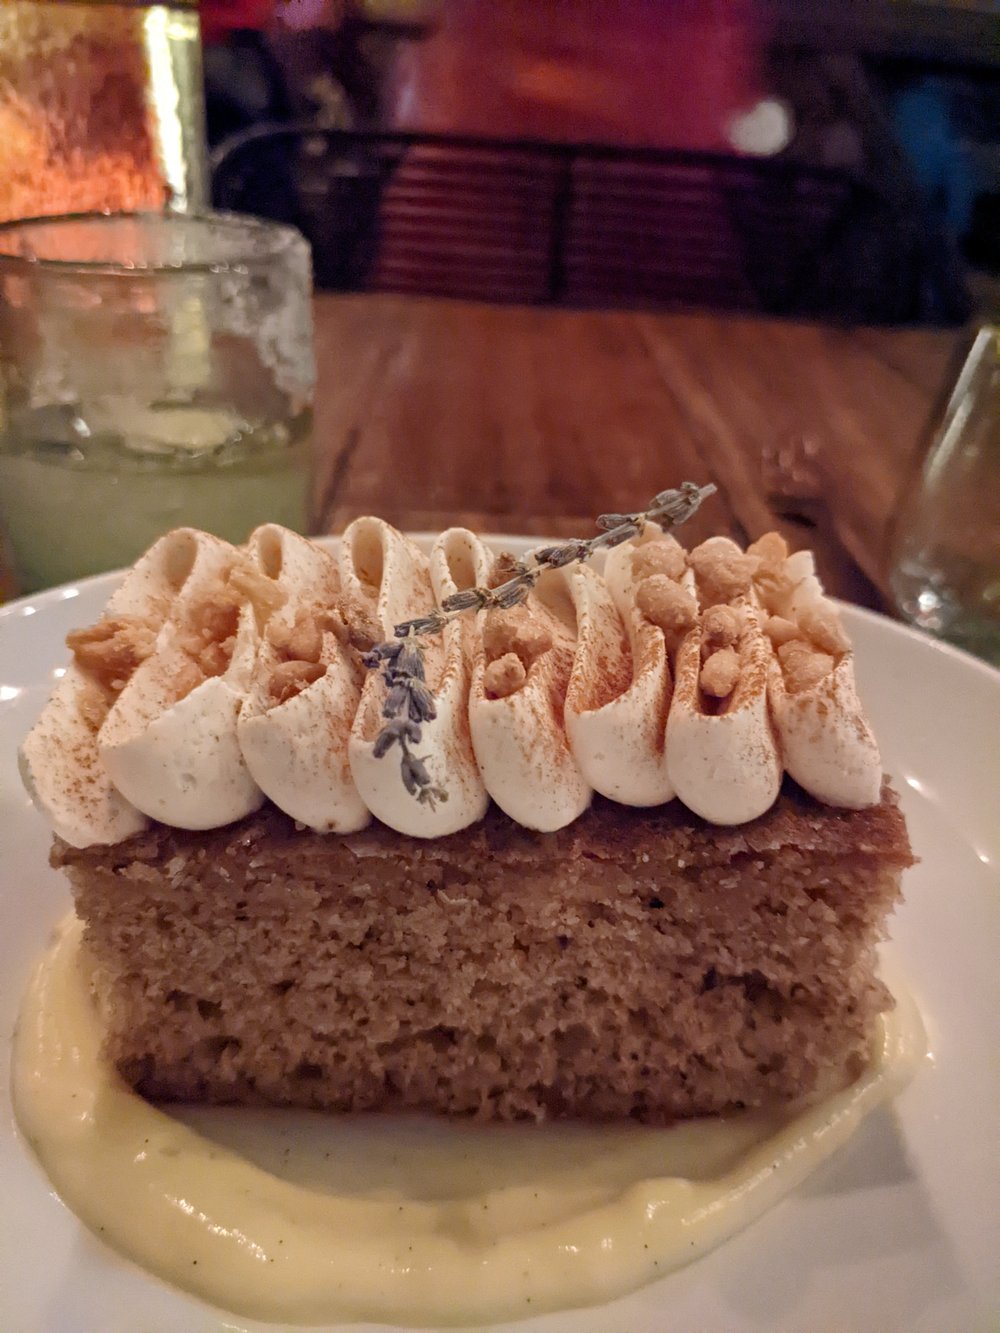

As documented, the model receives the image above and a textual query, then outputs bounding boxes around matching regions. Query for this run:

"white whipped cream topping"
[25,522,886,846]
[97,541,264,830]
[345,519,489,838]
[758,549,882,809]
[469,565,592,832]
[666,539,783,824]
[19,529,233,847]
[588,541,676,805]
[769,655,882,808]
[237,525,369,834]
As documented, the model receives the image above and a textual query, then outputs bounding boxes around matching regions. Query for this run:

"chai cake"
[20,498,914,1124]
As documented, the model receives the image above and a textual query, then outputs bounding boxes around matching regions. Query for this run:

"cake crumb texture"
[55,783,913,1123]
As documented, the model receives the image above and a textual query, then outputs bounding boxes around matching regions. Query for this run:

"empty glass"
[889,326,1000,665]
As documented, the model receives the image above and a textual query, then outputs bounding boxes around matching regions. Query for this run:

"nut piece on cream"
[97,538,265,830]
[569,541,676,806]
[237,525,369,834]
[470,562,592,832]
[751,534,881,809]
[19,528,231,847]
[666,537,782,824]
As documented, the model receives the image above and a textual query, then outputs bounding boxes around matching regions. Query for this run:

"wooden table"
[0,295,967,609]
[312,294,969,611]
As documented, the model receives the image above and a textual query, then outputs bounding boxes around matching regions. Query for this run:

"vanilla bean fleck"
[364,481,716,805]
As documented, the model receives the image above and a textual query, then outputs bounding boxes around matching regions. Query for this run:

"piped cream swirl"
[237,525,369,834]
[96,540,264,831]
[752,542,882,808]
[470,564,592,831]
[20,529,237,846]
[344,519,489,837]
[666,538,782,824]
[21,521,886,845]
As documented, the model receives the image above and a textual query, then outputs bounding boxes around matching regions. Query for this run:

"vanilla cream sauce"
[12,917,925,1327]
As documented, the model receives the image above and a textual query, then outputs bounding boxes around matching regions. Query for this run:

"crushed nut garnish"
[701,604,742,651]
[269,660,327,706]
[688,542,756,607]
[700,646,741,698]
[631,538,686,582]
[483,652,527,699]
[67,614,159,694]
[636,575,698,646]
[777,640,835,693]
[798,605,850,656]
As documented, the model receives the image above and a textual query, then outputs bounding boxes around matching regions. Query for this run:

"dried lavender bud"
[362,641,403,669]
[406,681,437,724]
[596,511,631,530]
[395,613,447,638]
[372,717,421,758]
[396,646,426,680]
[417,783,448,807]
[383,681,410,717]
[535,541,587,569]
[441,587,487,613]
[400,751,432,795]
[592,521,641,549]
[372,729,397,759]
[649,481,717,526]
[492,578,532,610]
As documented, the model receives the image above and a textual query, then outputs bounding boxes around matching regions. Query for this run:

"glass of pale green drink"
[0,211,315,593]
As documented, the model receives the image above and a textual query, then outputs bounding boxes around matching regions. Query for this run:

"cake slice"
[56,784,910,1123]
[22,497,914,1123]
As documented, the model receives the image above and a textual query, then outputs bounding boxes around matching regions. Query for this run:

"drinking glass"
[0,0,206,221]
[889,326,1000,664]
[0,211,315,593]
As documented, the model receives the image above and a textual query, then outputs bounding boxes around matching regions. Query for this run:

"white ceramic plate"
[2,541,999,1333]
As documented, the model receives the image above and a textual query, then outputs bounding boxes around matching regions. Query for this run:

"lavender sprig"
[362,638,449,808]
[364,481,716,806]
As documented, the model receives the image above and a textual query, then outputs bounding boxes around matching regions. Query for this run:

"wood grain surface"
[312,293,968,611]
[0,295,967,610]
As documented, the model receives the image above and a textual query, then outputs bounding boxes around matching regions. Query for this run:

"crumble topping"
[264,605,340,706]
[67,614,160,693]
[636,575,697,647]
[746,531,788,569]
[269,660,327,706]
[483,652,526,699]
[228,558,286,629]
[701,604,743,649]
[269,607,323,665]
[688,540,756,607]
[482,606,553,699]
[747,531,794,612]
[777,640,836,693]
[67,613,161,729]
[700,646,741,698]
[797,605,851,656]
[763,614,799,647]
[176,585,242,687]
[630,537,686,582]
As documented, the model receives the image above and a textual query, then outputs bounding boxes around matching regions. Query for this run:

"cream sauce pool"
[12,917,926,1327]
